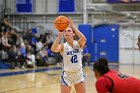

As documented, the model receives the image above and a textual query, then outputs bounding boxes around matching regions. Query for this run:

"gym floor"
[0,64,140,93]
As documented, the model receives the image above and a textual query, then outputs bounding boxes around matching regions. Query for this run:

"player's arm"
[51,32,63,53]
[95,77,112,93]
[68,18,86,48]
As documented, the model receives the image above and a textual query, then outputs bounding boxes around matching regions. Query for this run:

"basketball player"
[93,57,140,93]
[137,34,140,51]
[51,18,86,93]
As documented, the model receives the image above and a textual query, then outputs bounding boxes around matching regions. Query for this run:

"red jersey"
[96,70,140,93]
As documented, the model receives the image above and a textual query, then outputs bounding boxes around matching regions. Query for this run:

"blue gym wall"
[78,24,95,62]
[78,24,119,62]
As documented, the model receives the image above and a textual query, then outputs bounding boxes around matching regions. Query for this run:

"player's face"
[137,36,140,51]
[64,27,74,39]
[94,71,100,80]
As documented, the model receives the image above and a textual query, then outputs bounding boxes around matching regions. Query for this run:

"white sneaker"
[21,66,25,69]
[56,63,62,67]
[15,67,20,70]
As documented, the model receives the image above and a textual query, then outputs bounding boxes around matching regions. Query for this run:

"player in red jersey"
[93,57,140,93]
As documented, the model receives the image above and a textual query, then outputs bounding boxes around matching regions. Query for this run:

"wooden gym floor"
[0,64,140,93]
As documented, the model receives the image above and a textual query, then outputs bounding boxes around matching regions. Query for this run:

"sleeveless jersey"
[62,40,83,72]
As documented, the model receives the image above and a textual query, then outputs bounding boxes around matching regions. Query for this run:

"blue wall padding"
[58,0,75,12]
[78,24,94,62]
[16,0,32,12]
[93,24,119,62]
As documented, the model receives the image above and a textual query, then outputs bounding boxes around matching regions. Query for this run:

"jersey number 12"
[71,55,78,63]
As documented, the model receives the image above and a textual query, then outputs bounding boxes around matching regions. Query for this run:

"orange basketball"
[54,16,69,32]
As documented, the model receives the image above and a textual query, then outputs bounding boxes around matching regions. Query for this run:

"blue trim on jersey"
[61,71,68,86]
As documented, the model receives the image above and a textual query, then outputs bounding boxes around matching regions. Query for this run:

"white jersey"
[62,40,83,72]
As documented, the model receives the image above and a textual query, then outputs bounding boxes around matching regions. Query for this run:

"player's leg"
[61,71,72,93]
[74,82,86,93]
[74,70,86,93]
[61,85,71,93]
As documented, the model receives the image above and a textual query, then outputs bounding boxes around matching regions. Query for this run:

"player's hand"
[58,31,64,36]
[68,17,74,27]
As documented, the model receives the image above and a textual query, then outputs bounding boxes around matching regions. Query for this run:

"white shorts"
[60,69,85,86]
